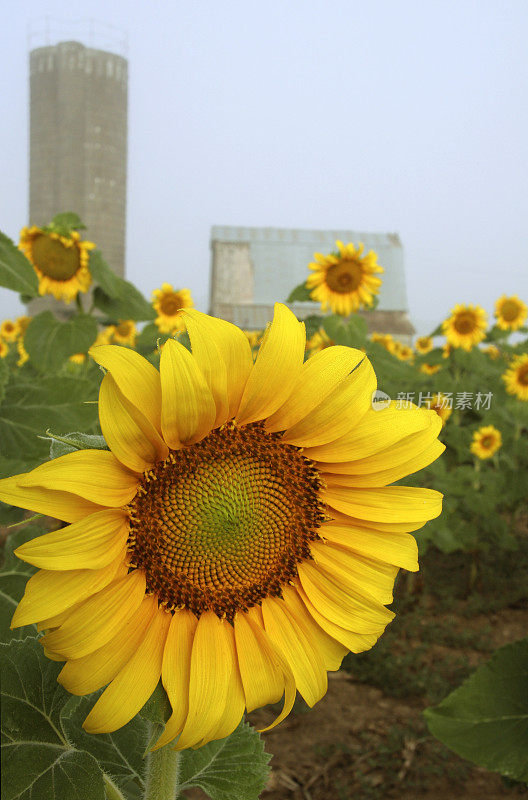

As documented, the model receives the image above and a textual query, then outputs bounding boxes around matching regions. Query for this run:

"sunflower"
[1,304,443,751]
[69,353,87,365]
[19,226,95,303]
[503,354,528,401]
[470,425,502,460]
[494,295,527,331]
[0,319,19,342]
[415,336,433,355]
[442,304,487,351]
[306,241,383,316]
[0,339,9,358]
[442,343,452,359]
[306,328,335,353]
[153,284,193,334]
[112,320,137,347]
[393,342,413,362]
[17,339,29,367]
[15,315,31,337]
[420,364,441,375]
[424,392,452,426]
[483,344,500,360]
[94,327,116,347]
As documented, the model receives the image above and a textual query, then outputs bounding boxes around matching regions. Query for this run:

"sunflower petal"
[280,584,347,671]
[322,486,443,524]
[261,595,327,706]
[297,561,394,633]
[320,523,419,572]
[17,450,138,507]
[42,569,146,660]
[82,604,171,733]
[176,612,243,750]
[265,346,365,433]
[160,338,217,448]
[282,357,376,448]
[183,309,253,424]
[303,403,433,462]
[152,609,198,750]
[11,555,126,628]
[309,540,398,605]
[322,440,445,487]
[295,580,381,654]
[58,596,157,695]
[89,345,162,433]
[236,304,305,426]
[0,474,105,523]
[14,509,129,570]
[99,373,168,472]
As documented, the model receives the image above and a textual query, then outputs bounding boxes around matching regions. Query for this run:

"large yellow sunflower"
[442,304,487,351]
[152,284,193,333]
[0,304,443,751]
[470,425,502,460]
[503,353,528,401]
[306,241,383,316]
[19,226,95,303]
[494,295,527,331]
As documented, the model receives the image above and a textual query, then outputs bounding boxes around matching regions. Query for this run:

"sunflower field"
[1,215,527,800]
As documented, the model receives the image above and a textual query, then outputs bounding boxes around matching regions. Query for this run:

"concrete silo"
[29,35,127,277]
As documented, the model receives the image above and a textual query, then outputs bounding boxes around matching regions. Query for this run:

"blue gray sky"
[1,0,527,333]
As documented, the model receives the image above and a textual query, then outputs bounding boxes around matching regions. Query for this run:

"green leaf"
[0,525,40,643]
[0,357,8,405]
[93,284,155,322]
[89,250,124,299]
[321,314,350,346]
[1,637,105,800]
[0,374,100,464]
[287,282,312,303]
[48,212,86,235]
[46,431,107,459]
[24,312,98,373]
[138,682,172,726]
[61,695,147,798]
[346,314,368,345]
[179,720,271,800]
[424,638,528,782]
[0,231,39,297]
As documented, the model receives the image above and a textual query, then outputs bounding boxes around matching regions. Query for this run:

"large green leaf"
[179,720,271,800]
[0,374,99,464]
[93,284,155,322]
[1,637,105,800]
[0,232,39,297]
[24,312,98,373]
[88,250,125,299]
[61,695,147,798]
[0,525,40,643]
[47,431,108,459]
[424,638,528,782]
[286,282,312,303]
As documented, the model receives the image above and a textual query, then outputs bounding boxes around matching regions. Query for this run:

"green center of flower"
[127,423,325,620]
[31,234,81,281]
[326,260,363,293]
[453,312,477,335]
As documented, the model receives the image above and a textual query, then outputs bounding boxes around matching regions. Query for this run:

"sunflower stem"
[144,738,182,800]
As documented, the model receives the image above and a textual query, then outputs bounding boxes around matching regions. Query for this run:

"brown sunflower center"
[480,435,494,448]
[31,234,81,281]
[159,293,183,316]
[500,300,521,322]
[517,364,528,386]
[326,260,364,294]
[453,312,477,335]
[116,322,133,337]
[127,422,325,620]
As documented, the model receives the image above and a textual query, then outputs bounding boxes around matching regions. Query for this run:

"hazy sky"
[1,0,527,333]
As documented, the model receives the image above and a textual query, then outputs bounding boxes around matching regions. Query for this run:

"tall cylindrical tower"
[29,37,128,277]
